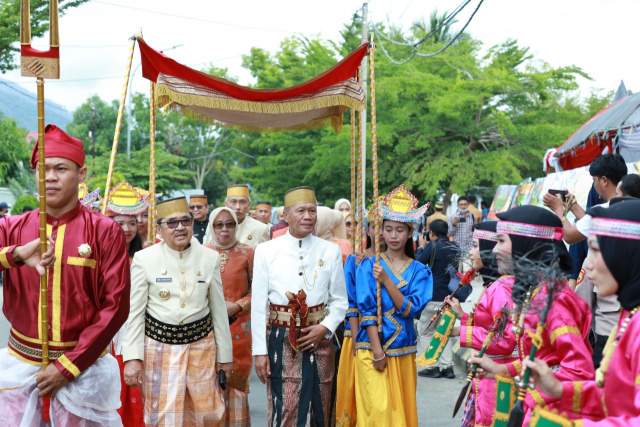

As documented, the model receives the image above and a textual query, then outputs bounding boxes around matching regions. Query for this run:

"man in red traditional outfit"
[0,124,131,426]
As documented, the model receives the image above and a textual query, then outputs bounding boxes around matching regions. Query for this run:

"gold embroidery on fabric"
[58,354,81,378]
[400,301,412,317]
[572,381,583,413]
[549,325,581,345]
[0,247,12,269]
[380,253,412,281]
[336,410,354,427]
[635,375,640,387]
[385,345,416,356]
[382,306,401,352]
[67,256,97,268]
[529,388,547,407]
[52,224,66,342]
[11,329,77,347]
[360,316,377,324]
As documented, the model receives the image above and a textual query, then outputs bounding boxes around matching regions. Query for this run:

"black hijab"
[497,205,573,303]
[474,221,499,286]
[587,200,640,311]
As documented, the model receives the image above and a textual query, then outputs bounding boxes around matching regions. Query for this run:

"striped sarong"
[141,330,225,426]
[267,325,334,427]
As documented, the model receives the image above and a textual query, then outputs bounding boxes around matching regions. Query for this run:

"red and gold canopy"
[137,37,369,133]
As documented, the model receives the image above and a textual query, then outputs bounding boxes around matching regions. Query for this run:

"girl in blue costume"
[354,185,433,427]
[336,209,386,426]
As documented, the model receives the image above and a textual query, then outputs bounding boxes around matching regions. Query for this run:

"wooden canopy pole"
[20,0,60,420]
[102,37,136,214]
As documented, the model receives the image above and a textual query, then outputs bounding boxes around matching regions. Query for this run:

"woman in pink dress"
[469,205,594,424]
[525,199,640,425]
[447,221,519,427]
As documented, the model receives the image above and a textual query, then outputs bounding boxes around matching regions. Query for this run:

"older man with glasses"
[189,194,210,244]
[122,197,233,425]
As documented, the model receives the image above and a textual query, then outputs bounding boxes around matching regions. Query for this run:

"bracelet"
[372,353,386,362]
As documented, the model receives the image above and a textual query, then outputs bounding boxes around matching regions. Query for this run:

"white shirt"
[575,201,610,238]
[251,230,348,355]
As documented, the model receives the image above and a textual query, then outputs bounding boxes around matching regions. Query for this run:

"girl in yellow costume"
[354,184,433,426]
[336,209,385,427]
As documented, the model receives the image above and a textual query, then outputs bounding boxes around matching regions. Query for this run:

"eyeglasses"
[158,217,193,229]
[189,204,207,210]
[213,221,237,230]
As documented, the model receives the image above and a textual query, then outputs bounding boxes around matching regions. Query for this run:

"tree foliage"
[63,13,612,209]
[0,113,30,182]
[0,0,91,73]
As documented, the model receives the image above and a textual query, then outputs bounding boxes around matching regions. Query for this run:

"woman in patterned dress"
[204,207,253,427]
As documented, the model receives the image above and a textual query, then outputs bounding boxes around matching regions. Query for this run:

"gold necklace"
[596,306,640,387]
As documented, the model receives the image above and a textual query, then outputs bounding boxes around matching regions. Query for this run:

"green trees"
[62,15,610,208]
[0,0,90,73]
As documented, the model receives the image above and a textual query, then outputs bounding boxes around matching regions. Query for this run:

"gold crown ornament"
[106,181,149,216]
[78,183,101,206]
[378,184,430,223]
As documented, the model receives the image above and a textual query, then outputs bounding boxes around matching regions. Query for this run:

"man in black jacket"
[416,219,459,379]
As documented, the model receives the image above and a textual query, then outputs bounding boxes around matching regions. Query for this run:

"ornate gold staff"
[20,0,60,421]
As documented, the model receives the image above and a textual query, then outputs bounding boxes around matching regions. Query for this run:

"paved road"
[0,285,474,426]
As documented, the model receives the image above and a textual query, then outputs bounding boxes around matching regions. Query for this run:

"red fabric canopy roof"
[138,38,369,102]
[136,37,369,133]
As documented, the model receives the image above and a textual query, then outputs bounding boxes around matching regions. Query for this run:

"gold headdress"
[284,186,317,209]
[78,182,101,207]
[378,184,430,223]
[227,184,250,198]
[156,197,190,220]
[106,181,148,216]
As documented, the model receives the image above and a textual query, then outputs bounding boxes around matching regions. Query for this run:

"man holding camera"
[448,196,474,253]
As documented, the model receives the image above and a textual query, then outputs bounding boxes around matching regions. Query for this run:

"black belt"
[145,312,212,345]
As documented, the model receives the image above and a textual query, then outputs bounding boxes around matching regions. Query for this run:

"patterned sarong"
[142,330,225,426]
[267,325,335,427]
[221,387,250,427]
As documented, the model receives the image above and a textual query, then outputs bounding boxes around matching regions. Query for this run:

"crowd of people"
[1,124,640,427]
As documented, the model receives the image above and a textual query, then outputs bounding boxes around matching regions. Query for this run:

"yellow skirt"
[354,350,418,427]
[335,335,357,427]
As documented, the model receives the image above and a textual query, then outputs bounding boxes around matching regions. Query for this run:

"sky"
[4,0,639,112]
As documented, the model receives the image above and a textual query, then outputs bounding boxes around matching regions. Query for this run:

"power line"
[372,0,485,65]
[94,1,300,34]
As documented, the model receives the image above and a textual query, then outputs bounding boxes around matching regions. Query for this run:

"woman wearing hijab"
[334,198,351,213]
[354,185,433,427]
[522,199,640,425]
[445,221,519,427]
[317,206,351,264]
[469,205,594,424]
[204,207,254,427]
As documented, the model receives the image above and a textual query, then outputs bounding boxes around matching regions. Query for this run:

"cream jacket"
[122,238,233,363]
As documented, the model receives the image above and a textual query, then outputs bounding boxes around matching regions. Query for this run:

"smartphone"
[459,217,466,223]
[219,369,227,390]
[548,189,568,200]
